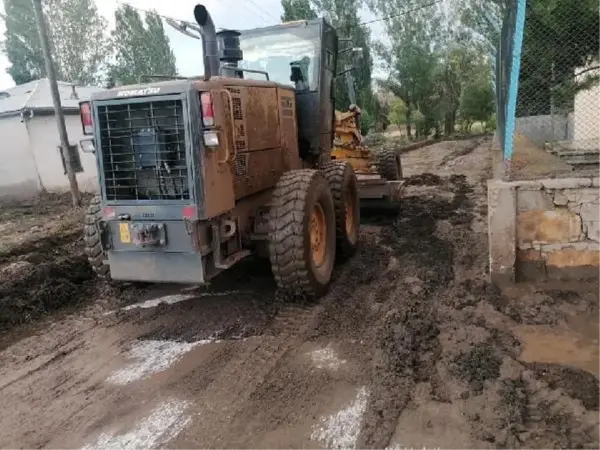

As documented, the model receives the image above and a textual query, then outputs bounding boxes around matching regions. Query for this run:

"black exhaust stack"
[217,30,244,78]
[193,4,219,81]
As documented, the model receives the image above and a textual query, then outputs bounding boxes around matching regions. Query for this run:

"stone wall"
[488,177,599,283]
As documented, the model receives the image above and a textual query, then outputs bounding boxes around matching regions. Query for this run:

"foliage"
[389,97,407,127]
[359,108,373,135]
[281,0,317,20]
[46,0,110,85]
[368,0,498,138]
[2,0,109,85]
[109,5,177,86]
[517,0,600,116]
[460,78,495,131]
[2,0,44,84]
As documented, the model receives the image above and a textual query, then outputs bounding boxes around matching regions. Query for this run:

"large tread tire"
[83,196,110,279]
[376,148,403,181]
[321,160,360,261]
[268,170,336,298]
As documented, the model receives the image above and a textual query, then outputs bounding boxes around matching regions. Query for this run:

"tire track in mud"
[166,235,395,448]
[354,175,467,448]
[167,302,327,448]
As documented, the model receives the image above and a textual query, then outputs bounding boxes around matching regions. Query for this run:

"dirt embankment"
[0,193,144,332]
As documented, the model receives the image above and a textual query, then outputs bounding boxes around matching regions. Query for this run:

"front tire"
[376,148,403,180]
[322,161,360,260]
[268,170,336,298]
[83,196,110,279]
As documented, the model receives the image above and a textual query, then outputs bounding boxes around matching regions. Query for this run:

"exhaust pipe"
[193,4,219,81]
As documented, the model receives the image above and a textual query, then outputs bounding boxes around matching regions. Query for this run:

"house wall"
[0,116,40,198]
[573,75,600,142]
[26,114,99,193]
[488,177,599,283]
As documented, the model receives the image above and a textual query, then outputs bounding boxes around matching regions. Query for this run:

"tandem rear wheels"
[268,162,359,298]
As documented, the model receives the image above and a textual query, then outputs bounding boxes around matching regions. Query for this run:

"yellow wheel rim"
[345,187,357,239]
[310,203,327,267]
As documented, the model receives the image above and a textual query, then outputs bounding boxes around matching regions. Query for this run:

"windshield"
[239,24,321,90]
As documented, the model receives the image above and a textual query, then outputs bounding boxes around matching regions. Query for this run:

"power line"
[246,0,279,23]
[226,0,271,25]
[338,0,443,30]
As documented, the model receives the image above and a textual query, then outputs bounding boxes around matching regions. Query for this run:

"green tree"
[46,0,110,85]
[110,5,177,86]
[2,0,45,84]
[2,0,109,85]
[517,0,599,116]
[460,74,495,132]
[281,0,317,21]
[370,0,497,137]
[388,96,407,127]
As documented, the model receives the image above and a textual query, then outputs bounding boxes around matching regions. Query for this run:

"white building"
[0,79,103,198]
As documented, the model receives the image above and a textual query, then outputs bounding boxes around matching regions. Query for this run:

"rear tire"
[83,196,110,279]
[321,160,359,260]
[268,170,336,298]
[376,148,403,180]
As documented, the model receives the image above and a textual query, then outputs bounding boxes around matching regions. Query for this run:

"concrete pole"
[33,0,81,206]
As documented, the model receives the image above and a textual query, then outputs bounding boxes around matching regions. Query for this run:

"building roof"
[0,78,104,117]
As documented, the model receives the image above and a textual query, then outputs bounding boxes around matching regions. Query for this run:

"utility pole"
[33,0,81,206]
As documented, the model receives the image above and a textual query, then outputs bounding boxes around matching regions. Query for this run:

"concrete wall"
[0,115,40,198]
[488,177,599,283]
[515,115,569,145]
[27,114,99,193]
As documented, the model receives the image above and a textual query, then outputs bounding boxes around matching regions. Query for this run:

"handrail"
[218,89,237,163]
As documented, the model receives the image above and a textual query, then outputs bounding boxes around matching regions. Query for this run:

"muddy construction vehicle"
[80,4,359,297]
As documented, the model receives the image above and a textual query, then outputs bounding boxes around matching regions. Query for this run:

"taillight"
[79,101,93,135]
[102,206,115,219]
[200,92,214,127]
[182,205,197,220]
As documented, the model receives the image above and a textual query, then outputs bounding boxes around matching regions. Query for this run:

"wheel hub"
[344,187,357,240]
[310,203,327,267]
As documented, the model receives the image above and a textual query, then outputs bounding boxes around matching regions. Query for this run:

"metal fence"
[497,0,600,177]
[495,0,517,158]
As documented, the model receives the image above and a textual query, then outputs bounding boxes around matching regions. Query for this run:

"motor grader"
[80,4,359,297]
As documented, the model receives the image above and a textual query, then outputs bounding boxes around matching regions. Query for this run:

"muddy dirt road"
[0,137,598,449]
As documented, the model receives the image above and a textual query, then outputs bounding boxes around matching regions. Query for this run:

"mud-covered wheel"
[322,160,360,260]
[83,196,110,279]
[376,148,403,180]
[268,170,336,298]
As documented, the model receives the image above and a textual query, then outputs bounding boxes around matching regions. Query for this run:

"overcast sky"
[0,0,386,90]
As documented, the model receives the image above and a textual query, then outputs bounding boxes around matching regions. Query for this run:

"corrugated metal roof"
[0,79,104,116]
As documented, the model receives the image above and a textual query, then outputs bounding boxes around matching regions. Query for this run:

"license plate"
[119,222,131,243]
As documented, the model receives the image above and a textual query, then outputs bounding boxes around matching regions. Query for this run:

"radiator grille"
[97,98,189,201]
